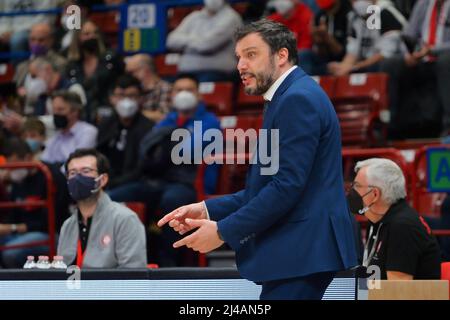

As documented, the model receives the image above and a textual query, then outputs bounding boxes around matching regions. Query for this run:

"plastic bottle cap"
[27,256,34,260]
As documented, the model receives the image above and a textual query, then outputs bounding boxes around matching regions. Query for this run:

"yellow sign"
[123,28,141,51]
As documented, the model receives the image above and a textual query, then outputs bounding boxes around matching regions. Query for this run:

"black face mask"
[347,188,373,215]
[54,114,69,129]
[80,38,99,53]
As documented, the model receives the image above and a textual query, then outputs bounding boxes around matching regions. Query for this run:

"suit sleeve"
[205,190,246,221]
[217,91,321,251]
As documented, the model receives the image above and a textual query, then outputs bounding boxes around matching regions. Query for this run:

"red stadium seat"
[236,83,265,114]
[154,53,179,78]
[220,114,260,155]
[231,2,250,15]
[125,202,146,223]
[167,5,201,31]
[311,75,336,98]
[332,73,389,147]
[196,153,251,202]
[200,82,234,115]
[0,63,14,84]
[441,262,450,296]
[220,114,259,131]
[89,11,120,48]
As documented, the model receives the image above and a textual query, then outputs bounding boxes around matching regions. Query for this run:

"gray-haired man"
[347,158,441,280]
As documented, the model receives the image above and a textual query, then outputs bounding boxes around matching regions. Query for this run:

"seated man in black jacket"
[0,138,50,268]
[97,74,154,190]
[347,158,441,279]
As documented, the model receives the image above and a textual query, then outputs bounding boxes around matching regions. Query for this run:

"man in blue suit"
[158,19,357,300]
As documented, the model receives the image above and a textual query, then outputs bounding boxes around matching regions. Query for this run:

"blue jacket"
[205,67,358,282]
[157,103,220,194]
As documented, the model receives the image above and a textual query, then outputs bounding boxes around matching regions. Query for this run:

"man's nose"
[237,59,248,73]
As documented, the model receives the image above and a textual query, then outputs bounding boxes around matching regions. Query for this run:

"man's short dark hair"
[175,73,200,88]
[52,90,83,113]
[23,117,46,137]
[3,137,32,159]
[235,19,299,65]
[113,74,142,93]
[65,148,110,175]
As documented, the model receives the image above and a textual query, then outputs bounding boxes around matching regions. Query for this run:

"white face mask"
[24,74,48,102]
[116,98,139,118]
[353,0,372,17]
[172,91,198,111]
[204,0,225,12]
[10,169,28,183]
[273,0,294,15]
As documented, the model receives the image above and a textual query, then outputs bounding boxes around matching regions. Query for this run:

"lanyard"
[363,223,383,267]
[76,239,85,268]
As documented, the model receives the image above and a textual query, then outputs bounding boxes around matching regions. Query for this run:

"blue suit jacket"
[205,67,358,282]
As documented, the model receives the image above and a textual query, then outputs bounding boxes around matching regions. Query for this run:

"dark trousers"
[260,272,335,300]
[107,181,197,267]
[380,51,450,135]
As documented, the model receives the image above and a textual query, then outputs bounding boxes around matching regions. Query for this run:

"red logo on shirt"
[419,216,432,235]
[101,235,112,247]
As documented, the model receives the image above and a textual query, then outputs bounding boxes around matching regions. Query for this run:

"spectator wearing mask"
[23,56,86,116]
[347,158,441,279]
[166,0,243,82]
[41,91,97,165]
[13,22,67,88]
[125,54,172,123]
[66,20,124,123]
[108,74,220,266]
[0,138,50,268]
[328,0,406,76]
[97,75,154,190]
[267,0,314,73]
[0,1,60,64]
[381,0,450,138]
[305,0,353,75]
[154,74,220,196]
[58,148,147,268]
[22,117,46,160]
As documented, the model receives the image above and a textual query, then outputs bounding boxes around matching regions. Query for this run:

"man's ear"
[372,187,381,203]
[277,48,290,67]
[100,173,109,189]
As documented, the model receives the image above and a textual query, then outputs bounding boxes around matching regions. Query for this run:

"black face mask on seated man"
[53,114,69,130]
[347,188,374,215]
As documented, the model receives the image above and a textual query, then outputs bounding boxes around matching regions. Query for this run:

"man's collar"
[62,121,81,136]
[263,65,298,102]
[377,198,408,225]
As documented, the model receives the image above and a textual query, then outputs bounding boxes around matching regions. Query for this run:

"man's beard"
[244,58,276,96]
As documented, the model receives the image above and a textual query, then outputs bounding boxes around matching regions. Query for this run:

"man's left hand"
[173,219,224,253]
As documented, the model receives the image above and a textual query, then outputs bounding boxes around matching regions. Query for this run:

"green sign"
[427,148,450,192]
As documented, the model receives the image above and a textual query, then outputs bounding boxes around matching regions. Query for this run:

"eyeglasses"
[67,167,98,178]
[346,181,376,192]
